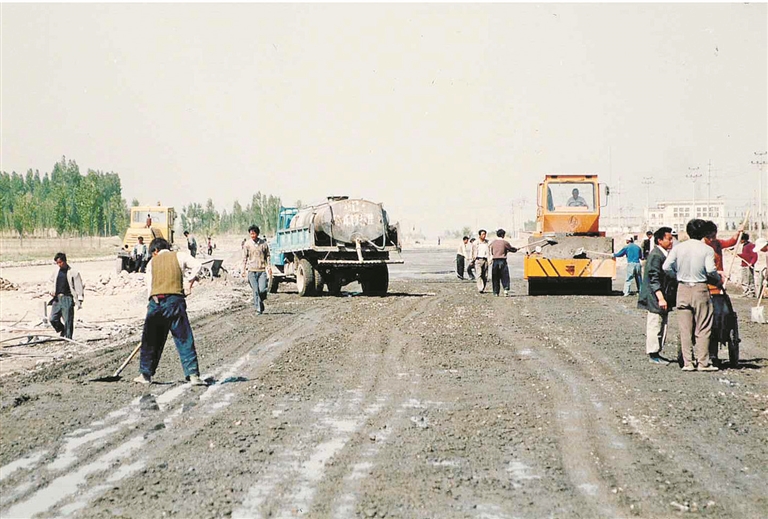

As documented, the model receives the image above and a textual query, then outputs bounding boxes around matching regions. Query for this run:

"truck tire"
[268,274,279,294]
[326,272,342,296]
[115,257,127,274]
[361,265,388,296]
[296,258,315,297]
[313,267,325,294]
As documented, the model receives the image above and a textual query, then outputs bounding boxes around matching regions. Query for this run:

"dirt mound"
[0,277,19,291]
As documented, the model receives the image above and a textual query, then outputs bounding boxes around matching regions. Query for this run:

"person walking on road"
[638,227,677,364]
[49,252,85,340]
[736,233,757,297]
[471,230,491,293]
[242,225,272,314]
[184,231,198,258]
[663,219,722,372]
[614,235,643,296]
[489,229,518,296]
[134,237,206,386]
[456,236,469,280]
[466,238,477,280]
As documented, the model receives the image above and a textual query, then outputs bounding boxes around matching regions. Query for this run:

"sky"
[2,3,766,237]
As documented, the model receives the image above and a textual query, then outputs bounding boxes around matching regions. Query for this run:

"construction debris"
[1,277,19,291]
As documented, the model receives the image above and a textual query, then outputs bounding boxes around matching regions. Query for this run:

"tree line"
[178,192,283,237]
[1,156,288,241]
[1,157,128,241]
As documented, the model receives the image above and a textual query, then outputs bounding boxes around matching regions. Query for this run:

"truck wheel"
[313,268,325,294]
[296,259,315,297]
[115,257,126,274]
[362,265,388,296]
[268,274,279,294]
[326,273,342,296]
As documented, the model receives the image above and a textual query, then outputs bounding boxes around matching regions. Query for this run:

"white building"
[645,200,726,234]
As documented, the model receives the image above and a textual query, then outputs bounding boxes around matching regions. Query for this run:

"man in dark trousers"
[49,253,85,339]
[489,229,518,296]
[456,236,469,279]
[134,237,206,385]
[638,227,677,364]
[641,231,653,260]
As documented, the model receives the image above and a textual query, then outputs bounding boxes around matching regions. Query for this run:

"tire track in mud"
[0,302,331,518]
[230,292,442,518]
[508,292,768,518]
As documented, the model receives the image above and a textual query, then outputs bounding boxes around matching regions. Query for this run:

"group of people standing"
[636,219,767,371]
[456,229,519,296]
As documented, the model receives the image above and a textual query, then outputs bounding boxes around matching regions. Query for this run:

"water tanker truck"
[268,196,402,296]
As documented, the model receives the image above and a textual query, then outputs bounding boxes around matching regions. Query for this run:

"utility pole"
[706,159,712,218]
[752,152,767,236]
[641,176,655,230]
[686,166,701,219]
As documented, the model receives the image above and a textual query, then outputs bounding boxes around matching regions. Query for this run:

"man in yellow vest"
[134,237,206,385]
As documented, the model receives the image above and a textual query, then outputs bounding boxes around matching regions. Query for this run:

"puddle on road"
[0,450,47,482]
[47,425,123,471]
[5,435,146,519]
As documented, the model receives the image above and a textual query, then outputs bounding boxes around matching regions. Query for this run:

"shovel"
[91,342,142,382]
[751,283,767,324]
[521,238,559,251]
[573,247,614,258]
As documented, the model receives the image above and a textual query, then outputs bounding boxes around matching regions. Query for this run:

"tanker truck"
[267,196,403,296]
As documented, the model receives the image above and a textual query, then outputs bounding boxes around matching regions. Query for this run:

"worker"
[471,229,491,293]
[456,236,469,280]
[131,236,148,273]
[754,238,768,299]
[134,237,206,386]
[614,235,643,296]
[641,230,653,260]
[242,225,272,314]
[49,252,85,339]
[146,214,152,228]
[466,238,477,280]
[566,188,588,207]
[702,221,741,273]
[671,229,679,248]
[662,219,722,372]
[637,227,677,364]
[489,229,518,296]
[184,231,198,257]
[736,233,757,297]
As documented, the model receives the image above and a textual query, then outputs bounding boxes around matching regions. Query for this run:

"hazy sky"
[2,3,766,236]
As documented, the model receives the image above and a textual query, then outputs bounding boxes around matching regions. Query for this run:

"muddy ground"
[0,249,766,519]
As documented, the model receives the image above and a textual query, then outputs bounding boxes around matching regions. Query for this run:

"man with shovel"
[134,237,207,386]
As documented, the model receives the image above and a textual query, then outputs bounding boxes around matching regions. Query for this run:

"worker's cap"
[625,234,633,241]
[755,238,768,251]
[671,230,678,236]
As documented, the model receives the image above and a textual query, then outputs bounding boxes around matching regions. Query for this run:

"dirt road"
[1,249,766,518]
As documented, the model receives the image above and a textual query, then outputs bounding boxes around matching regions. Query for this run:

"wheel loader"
[116,205,176,273]
[523,175,616,295]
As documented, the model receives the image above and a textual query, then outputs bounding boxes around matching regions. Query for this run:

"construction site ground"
[0,245,767,518]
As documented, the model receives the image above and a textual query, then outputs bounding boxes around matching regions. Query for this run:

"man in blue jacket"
[614,235,643,296]
[638,227,677,364]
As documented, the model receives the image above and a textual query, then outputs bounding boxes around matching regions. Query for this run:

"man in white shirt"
[456,236,469,280]
[470,229,491,293]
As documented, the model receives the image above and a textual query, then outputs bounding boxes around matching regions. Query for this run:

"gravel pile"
[0,277,19,291]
